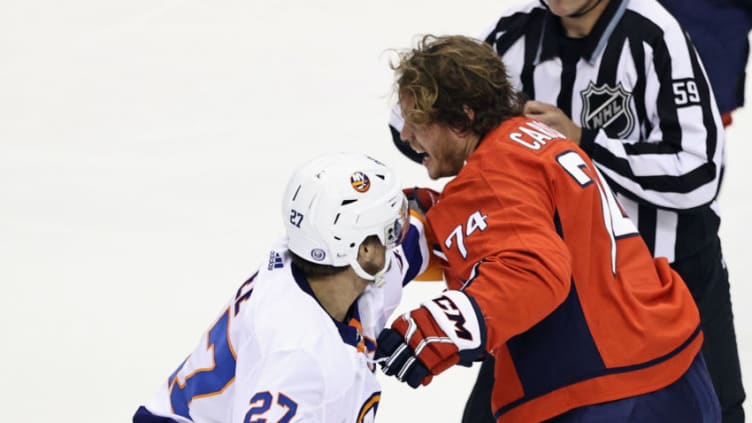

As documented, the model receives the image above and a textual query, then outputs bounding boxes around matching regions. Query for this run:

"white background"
[1,0,749,421]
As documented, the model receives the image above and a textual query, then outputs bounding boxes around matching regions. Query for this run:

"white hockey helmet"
[282,152,409,284]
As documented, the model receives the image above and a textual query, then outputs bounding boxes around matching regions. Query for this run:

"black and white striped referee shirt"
[391,0,725,264]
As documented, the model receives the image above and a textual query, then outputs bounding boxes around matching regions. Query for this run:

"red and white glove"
[375,290,487,388]
[403,186,440,224]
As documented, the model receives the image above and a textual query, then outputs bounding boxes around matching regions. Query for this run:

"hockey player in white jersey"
[133,152,432,423]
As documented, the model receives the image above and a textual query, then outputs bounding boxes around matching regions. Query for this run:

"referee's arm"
[579,31,724,212]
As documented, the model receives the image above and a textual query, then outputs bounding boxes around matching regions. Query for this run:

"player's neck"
[309,270,369,322]
[459,107,482,160]
[464,133,481,159]
[560,0,609,38]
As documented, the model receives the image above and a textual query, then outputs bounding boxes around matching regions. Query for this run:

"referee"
[389,0,745,421]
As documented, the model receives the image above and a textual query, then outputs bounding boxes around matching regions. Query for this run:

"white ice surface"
[1,1,749,421]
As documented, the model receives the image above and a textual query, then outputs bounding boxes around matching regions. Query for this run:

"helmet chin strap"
[351,247,393,288]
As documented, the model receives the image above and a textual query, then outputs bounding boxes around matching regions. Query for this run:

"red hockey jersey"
[425,116,702,422]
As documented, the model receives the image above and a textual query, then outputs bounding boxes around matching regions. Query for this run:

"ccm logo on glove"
[432,295,473,341]
[374,290,487,388]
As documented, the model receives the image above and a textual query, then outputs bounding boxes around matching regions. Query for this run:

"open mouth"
[411,145,428,161]
[397,140,427,164]
[412,151,428,166]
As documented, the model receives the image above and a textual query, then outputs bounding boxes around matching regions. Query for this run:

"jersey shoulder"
[244,264,362,395]
[483,1,546,48]
[443,117,571,209]
[473,117,572,166]
[245,245,363,367]
[250,270,332,346]
[487,0,544,31]
[622,0,688,47]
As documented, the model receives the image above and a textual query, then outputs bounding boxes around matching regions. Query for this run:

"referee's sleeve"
[583,29,724,211]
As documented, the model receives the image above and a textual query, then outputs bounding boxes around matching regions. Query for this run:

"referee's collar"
[536,0,629,65]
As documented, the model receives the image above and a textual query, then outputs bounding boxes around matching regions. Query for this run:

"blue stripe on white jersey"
[398,216,431,285]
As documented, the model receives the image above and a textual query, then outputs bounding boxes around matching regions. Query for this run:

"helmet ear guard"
[282,152,408,284]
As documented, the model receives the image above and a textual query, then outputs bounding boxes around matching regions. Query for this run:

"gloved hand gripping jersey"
[375,290,487,388]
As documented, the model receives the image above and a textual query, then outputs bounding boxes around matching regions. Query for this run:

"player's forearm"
[462,250,571,351]
[580,128,722,211]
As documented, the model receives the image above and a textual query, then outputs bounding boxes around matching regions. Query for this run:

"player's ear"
[456,104,476,136]
[357,235,379,259]
[356,235,384,275]
[462,104,475,122]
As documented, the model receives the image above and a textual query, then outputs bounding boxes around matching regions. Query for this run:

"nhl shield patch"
[580,81,635,138]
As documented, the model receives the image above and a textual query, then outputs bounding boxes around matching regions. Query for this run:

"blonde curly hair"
[393,34,525,137]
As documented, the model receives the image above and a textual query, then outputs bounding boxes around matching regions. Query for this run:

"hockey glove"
[375,290,486,388]
[403,187,440,223]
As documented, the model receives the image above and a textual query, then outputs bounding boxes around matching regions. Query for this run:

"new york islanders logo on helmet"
[350,172,370,193]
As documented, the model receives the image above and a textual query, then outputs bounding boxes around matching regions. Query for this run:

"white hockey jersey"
[134,219,430,423]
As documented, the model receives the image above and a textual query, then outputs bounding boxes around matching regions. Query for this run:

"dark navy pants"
[673,237,746,423]
[547,354,721,422]
[463,354,720,422]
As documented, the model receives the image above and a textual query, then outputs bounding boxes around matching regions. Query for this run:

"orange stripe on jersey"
[409,208,445,281]
[413,252,444,281]
[348,317,363,332]
[357,392,381,423]
[348,318,366,353]
[190,377,236,404]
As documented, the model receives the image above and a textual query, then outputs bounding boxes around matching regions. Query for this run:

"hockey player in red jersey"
[374,35,721,422]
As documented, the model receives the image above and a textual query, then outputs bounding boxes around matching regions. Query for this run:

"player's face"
[399,97,469,180]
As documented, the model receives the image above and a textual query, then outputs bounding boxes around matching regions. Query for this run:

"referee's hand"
[524,100,582,145]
